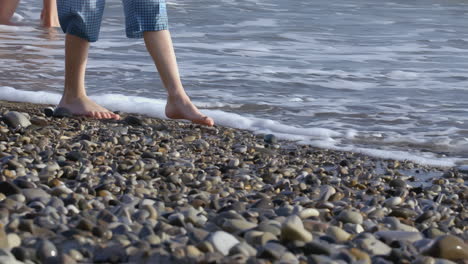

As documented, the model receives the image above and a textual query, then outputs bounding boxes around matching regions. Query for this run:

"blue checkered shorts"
[57,0,168,42]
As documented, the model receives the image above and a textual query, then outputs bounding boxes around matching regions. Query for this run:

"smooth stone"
[424,228,446,239]
[264,134,277,144]
[281,215,313,242]
[36,239,58,261]
[259,242,287,260]
[183,136,196,142]
[193,139,210,149]
[388,208,417,219]
[11,247,30,262]
[222,219,257,234]
[22,188,50,202]
[384,197,403,208]
[52,107,72,118]
[298,208,320,219]
[6,233,21,248]
[2,111,31,129]
[228,159,240,168]
[349,248,371,264]
[279,252,299,264]
[93,245,126,263]
[186,245,202,258]
[327,226,351,242]
[303,241,332,256]
[0,227,8,249]
[0,248,23,264]
[0,182,21,196]
[65,151,82,162]
[44,107,54,117]
[389,179,407,189]
[229,242,257,257]
[357,236,392,256]
[375,231,423,243]
[208,231,240,256]
[424,235,468,261]
[123,116,143,126]
[319,185,336,201]
[338,210,363,225]
[30,117,48,126]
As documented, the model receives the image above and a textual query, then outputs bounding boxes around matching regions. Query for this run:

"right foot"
[57,96,120,120]
[165,94,214,126]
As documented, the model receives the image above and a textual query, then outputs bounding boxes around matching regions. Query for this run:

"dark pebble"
[339,160,351,167]
[66,151,83,162]
[264,134,277,144]
[11,247,29,262]
[124,116,143,126]
[52,107,72,118]
[302,241,332,255]
[0,181,22,196]
[44,107,54,117]
[389,179,406,189]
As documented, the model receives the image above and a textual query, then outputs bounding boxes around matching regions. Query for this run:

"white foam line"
[0,87,459,167]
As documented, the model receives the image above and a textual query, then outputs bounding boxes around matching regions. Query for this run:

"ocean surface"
[1,0,468,167]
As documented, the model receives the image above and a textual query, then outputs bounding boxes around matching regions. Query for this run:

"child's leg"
[41,0,59,27]
[143,31,214,126]
[57,34,119,120]
[56,0,119,119]
[123,0,213,126]
[0,0,20,25]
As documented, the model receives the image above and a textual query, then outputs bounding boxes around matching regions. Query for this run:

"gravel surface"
[0,100,467,264]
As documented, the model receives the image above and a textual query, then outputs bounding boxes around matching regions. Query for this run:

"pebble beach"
[0,100,467,264]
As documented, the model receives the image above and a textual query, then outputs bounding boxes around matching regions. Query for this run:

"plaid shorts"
[57,0,168,42]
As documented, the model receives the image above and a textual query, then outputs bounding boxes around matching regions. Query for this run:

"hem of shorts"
[66,29,99,43]
[126,25,169,39]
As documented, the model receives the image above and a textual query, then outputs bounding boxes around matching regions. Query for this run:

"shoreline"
[0,100,467,263]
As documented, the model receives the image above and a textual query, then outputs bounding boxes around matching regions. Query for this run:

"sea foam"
[0,86,459,167]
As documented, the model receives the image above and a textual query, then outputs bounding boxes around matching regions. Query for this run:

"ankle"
[61,92,87,103]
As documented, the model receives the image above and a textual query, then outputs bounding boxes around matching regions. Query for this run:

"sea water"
[1,0,468,167]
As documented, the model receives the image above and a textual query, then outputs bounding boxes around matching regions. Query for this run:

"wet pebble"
[2,111,31,129]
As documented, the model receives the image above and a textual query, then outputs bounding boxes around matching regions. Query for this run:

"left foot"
[165,94,214,126]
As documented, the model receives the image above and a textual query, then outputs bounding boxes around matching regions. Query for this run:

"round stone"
[384,197,403,208]
[326,226,351,242]
[2,111,31,129]
[36,239,58,261]
[425,235,468,261]
[338,210,363,225]
[222,219,257,234]
[6,233,21,248]
[389,179,406,189]
[298,208,320,219]
[281,215,313,242]
[208,231,240,256]
[52,107,72,118]
[264,134,277,144]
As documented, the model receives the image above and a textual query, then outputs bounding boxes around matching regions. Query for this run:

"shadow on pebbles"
[0,101,467,264]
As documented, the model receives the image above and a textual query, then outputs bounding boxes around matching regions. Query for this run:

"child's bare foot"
[165,94,214,126]
[58,96,120,120]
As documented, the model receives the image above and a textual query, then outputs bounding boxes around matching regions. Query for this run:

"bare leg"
[57,34,120,120]
[41,0,59,27]
[0,0,20,25]
[143,30,214,126]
